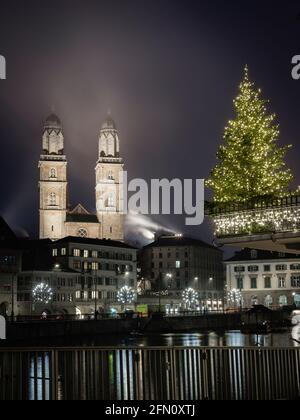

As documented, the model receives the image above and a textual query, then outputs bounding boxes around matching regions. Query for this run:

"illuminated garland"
[117,286,135,305]
[32,283,53,304]
[213,206,300,237]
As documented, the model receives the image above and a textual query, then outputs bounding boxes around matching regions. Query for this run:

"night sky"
[1,0,300,247]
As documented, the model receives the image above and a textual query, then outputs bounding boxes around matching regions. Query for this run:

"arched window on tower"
[50,168,57,179]
[108,193,115,207]
[50,192,56,206]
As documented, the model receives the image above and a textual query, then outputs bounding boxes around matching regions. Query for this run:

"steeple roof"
[44,113,62,130]
[101,112,117,130]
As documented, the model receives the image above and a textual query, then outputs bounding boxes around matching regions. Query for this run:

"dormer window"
[251,250,258,260]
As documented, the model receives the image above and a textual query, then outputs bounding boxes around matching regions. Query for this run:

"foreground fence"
[0,347,299,400]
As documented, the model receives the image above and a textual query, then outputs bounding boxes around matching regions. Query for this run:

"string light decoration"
[227,289,243,308]
[117,286,135,305]
[32,283,53,304]
[206,66,293,204]
[214,205,300,237]
[182,288,199,308]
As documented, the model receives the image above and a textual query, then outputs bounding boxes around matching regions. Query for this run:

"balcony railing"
[205,195,300,238]
[0,346,299,400]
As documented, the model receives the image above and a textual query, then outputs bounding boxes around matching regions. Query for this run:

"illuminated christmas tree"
[206,66,293,204]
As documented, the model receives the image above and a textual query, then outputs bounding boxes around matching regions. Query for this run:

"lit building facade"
[225,248,300,309]
[0,221,137,317]
[140,235,225,313]
[39,112,124,242]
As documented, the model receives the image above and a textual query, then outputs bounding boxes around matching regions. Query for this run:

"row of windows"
[75,291,117,300]
[151,271,189,279]
[52,248,133,261]
[154,252,189,259]
[0,255,17,266]
[17,290,121,302]
[234,264,300,273]
[236,275,300,290]
[73,261,133,273]
[152,261,188,269]
[17,276,135,289]
[249,250,288,260]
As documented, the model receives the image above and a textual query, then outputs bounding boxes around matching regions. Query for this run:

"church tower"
[95,114,124,241]
[39,113,67,240]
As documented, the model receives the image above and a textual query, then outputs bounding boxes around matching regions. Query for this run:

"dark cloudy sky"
[1,0,300,246]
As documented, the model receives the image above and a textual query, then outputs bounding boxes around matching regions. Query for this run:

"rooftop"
[0,216,16,241]
[143,235,222,252]
[225,248,300,262]
[54,236,136,250]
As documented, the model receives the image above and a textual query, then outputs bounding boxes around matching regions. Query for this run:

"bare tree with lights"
[117,286,135,311]
[206,66,293,204]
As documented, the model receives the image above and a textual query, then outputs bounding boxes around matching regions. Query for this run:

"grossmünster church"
[38,112,124,242]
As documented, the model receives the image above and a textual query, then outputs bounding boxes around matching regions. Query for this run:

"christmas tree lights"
[207,66,293,204]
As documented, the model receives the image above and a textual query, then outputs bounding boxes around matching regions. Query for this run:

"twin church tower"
[38,112,124,242]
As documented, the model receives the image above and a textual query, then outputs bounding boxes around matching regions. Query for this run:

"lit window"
[83,250,89,258]
[52,249,58,257]
[92,251,98,258]
[176,261,181,269]
[73,249,80,257]
[279,295,287,307]
[61,248,66,256]
[265,295,273,307]
[278,276,286,288]
[92,262,99,271]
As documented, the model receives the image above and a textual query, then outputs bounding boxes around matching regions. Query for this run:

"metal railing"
[0,346,299,400]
